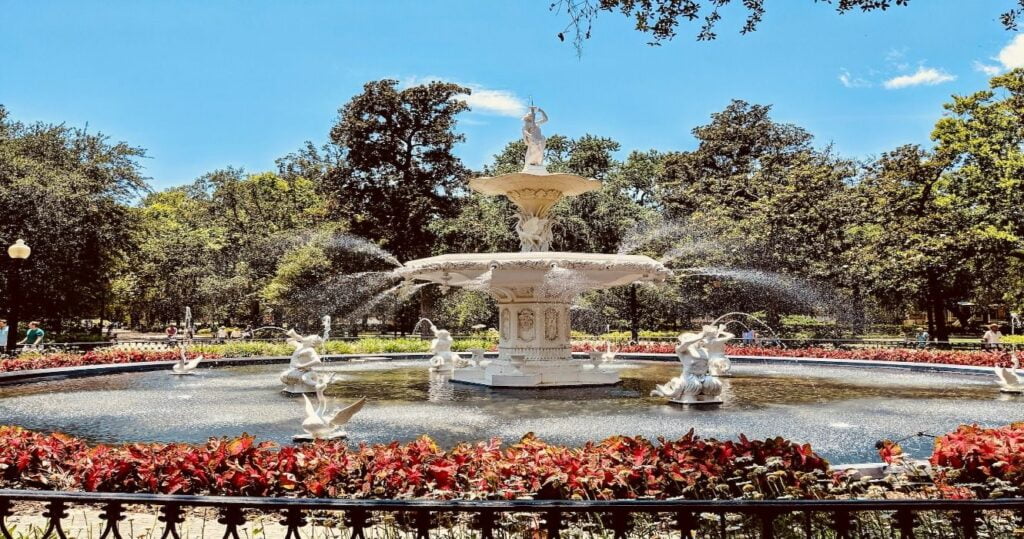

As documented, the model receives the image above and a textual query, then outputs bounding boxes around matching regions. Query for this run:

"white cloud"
[883,66,956,89]
[401,76,526,117]
[973,60,1002,76]
[461,87,527,117]
[997,34,1024,69]
[838,68,871,88]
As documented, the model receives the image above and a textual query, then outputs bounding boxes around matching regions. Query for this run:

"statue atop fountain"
[651,326,727,405]
[280,329,325,394]
[522,106,548,172]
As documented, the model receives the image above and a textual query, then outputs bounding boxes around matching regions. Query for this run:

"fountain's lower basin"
[0,359,1017,463]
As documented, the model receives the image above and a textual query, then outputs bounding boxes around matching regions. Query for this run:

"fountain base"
[292,431,348,442]
[669,397,723,406]
[450,359,619,387]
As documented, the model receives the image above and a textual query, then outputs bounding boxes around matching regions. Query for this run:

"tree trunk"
[629,284,639,342]
[926,271,949,342]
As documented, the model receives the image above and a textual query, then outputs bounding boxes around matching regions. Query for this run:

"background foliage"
[2,70,1024,339]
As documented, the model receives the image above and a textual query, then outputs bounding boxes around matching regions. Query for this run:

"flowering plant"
[0,427,828,499]
[930,423,1024,498]
[0,349,217,373]
[572,342,1013,368]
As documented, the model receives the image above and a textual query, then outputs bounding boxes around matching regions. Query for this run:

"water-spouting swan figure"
[995,352,1024,393]
[171,347,203,375]
[298,377,366,440]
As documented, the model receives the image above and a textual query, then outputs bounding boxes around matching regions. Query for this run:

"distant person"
[742,329,754,345]
[18,321,44,349]
[983,323,1003,350]
[165,324,178,343]
[216,326,228,343]
[916,328,930,349]
[0,319,8,350]
[242,324,253,340]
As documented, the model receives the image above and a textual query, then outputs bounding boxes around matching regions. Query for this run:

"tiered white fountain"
[398,107,672,387]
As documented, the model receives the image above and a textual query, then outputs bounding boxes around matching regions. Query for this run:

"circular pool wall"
[0,359,1013,463]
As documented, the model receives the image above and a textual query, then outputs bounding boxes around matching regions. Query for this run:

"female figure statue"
[522,106,548,169]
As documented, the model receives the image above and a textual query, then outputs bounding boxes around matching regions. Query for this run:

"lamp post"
[6,239,30,355]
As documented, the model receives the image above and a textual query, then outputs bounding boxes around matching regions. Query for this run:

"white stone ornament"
[427,324,458,373]
[704,325,735,376]
[995,352,1024,394]
[294,375,366,441]
[280,329,325,394]
[170,345,203,375]
[522,106,548,171]
[651,326,730,405]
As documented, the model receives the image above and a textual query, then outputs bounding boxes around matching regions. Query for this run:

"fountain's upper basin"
[397,252,672,291]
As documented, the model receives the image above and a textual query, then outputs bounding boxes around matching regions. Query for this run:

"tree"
[121,169,328,328]
[552,0,1020,51]
[324,79,471,263]
[929,68,1024,318]
[0,105,146,332]
[656,100,859,326]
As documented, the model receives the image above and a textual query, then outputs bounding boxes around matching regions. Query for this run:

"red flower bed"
[726,346,1011,368]
[931,423,1024,488]
[572,342,1012,368]
[0,427,828,499]
[0,349,216,373]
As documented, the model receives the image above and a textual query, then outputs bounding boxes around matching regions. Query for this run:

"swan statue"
[996,352,1024,393]
[170,346,203,375]
[294,375,366,441]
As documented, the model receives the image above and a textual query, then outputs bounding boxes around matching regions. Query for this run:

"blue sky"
[2,1,1020,190]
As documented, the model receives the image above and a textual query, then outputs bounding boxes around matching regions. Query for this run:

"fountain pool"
[0,359,1016,463]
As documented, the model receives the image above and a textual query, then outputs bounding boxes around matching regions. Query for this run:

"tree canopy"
[551,0,1022,50]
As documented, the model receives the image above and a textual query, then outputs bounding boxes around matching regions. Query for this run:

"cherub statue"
[651,326,726,405]
[522,106,548,170]
[280,329,325,394]
[516,215,553,252]
[422,321,458,372]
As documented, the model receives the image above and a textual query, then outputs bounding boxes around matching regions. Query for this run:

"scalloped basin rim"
[469,172,602,197]
[400,252,669,268]
[396,252,673,290]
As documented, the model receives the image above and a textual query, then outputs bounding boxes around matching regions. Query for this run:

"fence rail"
[2,489,1024,538]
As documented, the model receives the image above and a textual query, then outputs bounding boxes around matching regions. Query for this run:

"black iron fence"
[2,489,1023,538]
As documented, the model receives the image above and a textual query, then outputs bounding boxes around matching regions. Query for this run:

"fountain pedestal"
[451,298,617,387]
[398,252,670,388]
